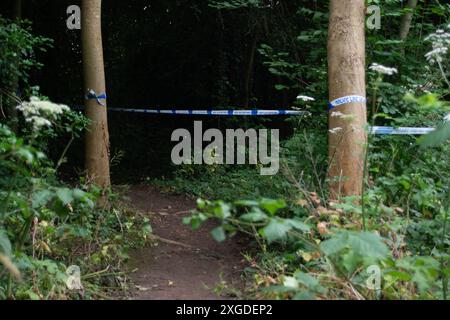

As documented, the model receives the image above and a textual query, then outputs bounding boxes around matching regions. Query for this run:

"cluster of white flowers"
[296,95,315,102]
[16,96,70,131]
[369,63,398,76]
[424,27,450,64]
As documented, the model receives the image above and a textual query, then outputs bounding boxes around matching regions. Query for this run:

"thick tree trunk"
[399,0,418,41]
[327,0,367,198]
[81,0,111,190]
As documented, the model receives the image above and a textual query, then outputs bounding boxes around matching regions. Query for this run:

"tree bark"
[81,0,111,190]
[399,0,418,41]
[327,0,367,198]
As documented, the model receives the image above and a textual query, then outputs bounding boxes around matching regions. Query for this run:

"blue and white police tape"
[72,106,309,116]
[85,90,107,106]
[106,108,309,116]
[70,106,438,136]
[329,95,367,110]
[370,126,435,135]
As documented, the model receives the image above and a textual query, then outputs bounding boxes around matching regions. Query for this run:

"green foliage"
[0,115,150,299]
[174,1,450,300]
[0,16,52,90]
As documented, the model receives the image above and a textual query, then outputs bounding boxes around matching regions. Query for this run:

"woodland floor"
[125,185,249,300]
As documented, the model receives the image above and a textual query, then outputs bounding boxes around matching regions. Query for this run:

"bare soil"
[125,185,249,300]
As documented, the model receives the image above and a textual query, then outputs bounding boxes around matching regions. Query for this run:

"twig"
[149,235,194,249]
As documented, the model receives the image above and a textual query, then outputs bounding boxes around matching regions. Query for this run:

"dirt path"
[125,185,248,300]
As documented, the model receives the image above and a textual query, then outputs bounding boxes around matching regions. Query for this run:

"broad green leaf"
[213,202,231,220]
[260,218,291,243]
[56,188,74,205]
[240,209,268,222]
[72,188,86,200]
[320,231,389,259]
[259,199,287,215]
[32,189,53,208]
[286,219,310,233]
[211,226,226,242]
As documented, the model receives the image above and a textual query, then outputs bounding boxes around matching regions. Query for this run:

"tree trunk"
[399,0,418,41]
[81,0,111,190]
[327,0,367,198]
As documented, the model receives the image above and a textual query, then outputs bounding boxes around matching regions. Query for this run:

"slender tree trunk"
[327,0,367,198]
[81,0,111,190]
[399,0,418,41]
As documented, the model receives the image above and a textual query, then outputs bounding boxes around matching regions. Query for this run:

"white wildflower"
[26,116,52,131]
[16,96,69,131]
[425,47,448,64]
[329,127,343,134]
[369,63,398,76]
[296,95,315,102]
[424,27,450,65]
